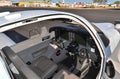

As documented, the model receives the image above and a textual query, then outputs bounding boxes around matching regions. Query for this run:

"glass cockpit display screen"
[59,30,69,40]
[59,30,86,46]
[74,34,86,46]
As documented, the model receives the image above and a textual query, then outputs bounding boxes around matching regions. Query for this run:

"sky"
[11,0,116,4]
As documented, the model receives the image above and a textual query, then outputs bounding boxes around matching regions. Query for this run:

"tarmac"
[0,7,120,23]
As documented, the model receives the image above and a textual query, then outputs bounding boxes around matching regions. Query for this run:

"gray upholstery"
[30,56,58,79]
[53,69,80,79]
[2,46,41,79]
[2,47,58,79]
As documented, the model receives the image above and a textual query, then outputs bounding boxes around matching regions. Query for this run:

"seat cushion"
[53,69,80,79]
[30,56,58,79]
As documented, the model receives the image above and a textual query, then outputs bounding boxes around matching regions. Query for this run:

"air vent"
[23,18,38,23]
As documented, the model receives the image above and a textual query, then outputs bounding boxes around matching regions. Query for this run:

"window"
[92,24,110,47]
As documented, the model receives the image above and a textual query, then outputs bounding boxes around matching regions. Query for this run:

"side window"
[93,24,110,47]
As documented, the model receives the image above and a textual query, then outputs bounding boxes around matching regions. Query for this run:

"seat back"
[2,46,41,79]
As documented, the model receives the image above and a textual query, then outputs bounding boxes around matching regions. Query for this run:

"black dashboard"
[49,25,90,46]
